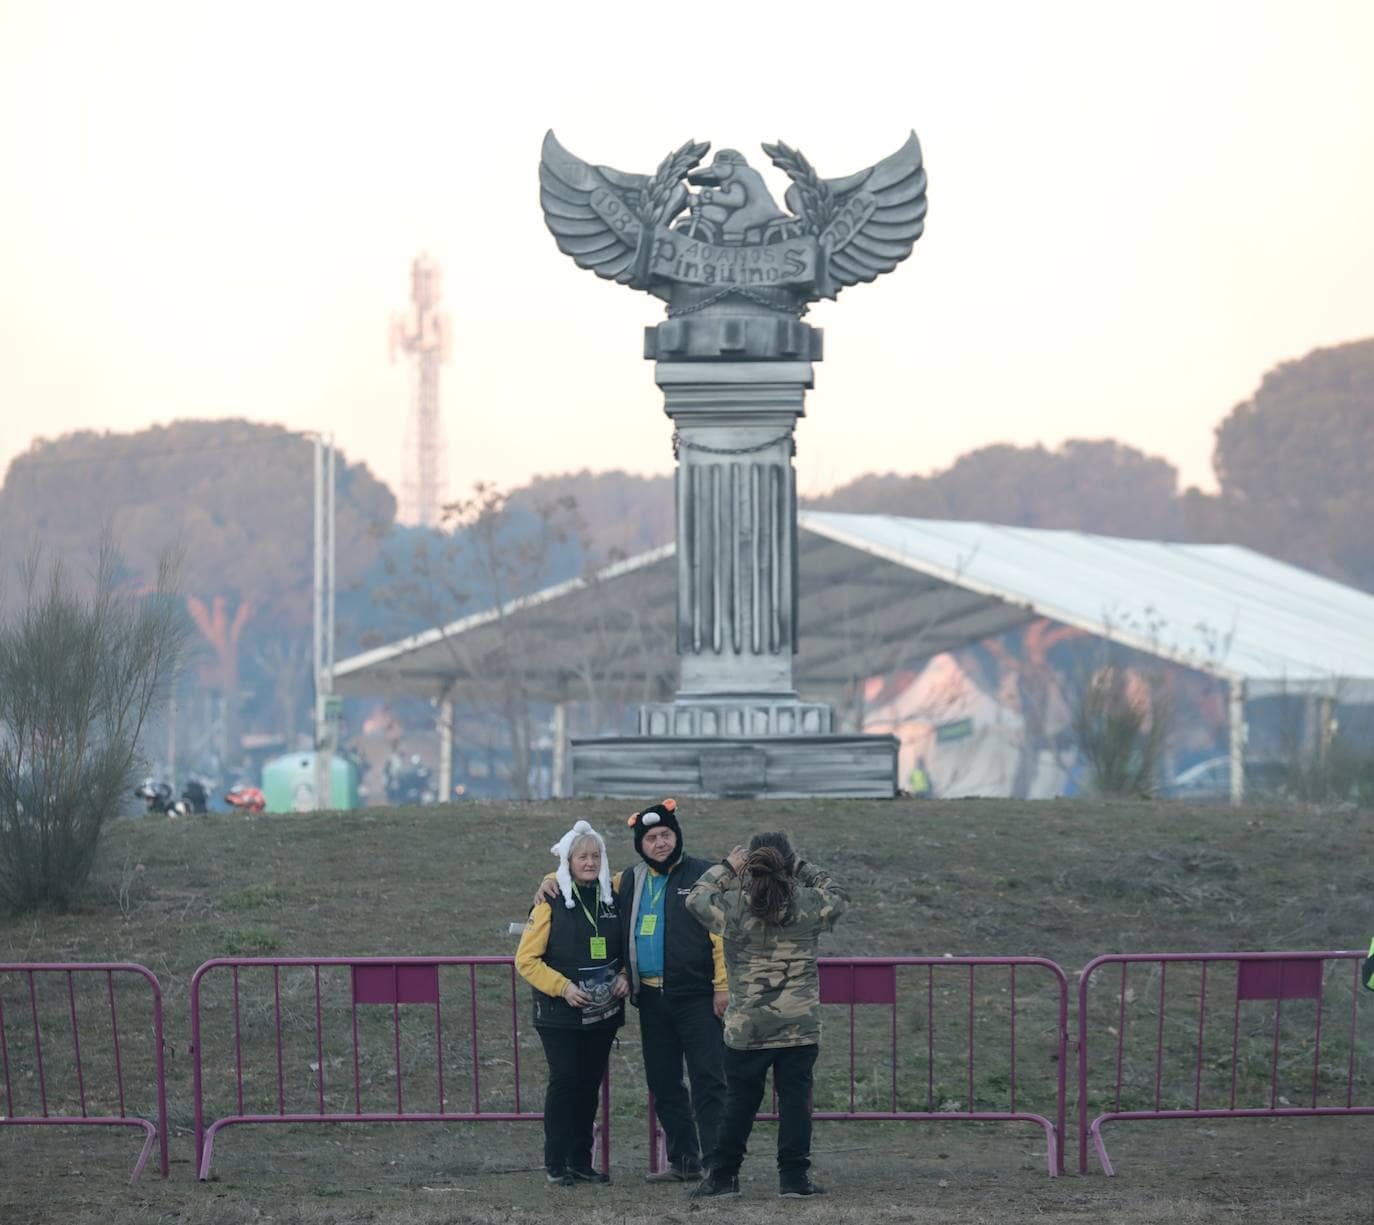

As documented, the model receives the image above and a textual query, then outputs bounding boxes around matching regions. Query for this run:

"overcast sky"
[2,0,1371,514]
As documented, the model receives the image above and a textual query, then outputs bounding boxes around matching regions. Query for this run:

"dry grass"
[2,795,1373,1224]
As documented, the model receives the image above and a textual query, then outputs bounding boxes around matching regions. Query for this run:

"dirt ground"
[1,1112,1366,1225]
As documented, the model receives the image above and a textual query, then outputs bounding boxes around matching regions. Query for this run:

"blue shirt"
[634,868,669,980]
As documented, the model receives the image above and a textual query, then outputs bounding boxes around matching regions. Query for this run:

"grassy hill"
[2,796,1372,1225]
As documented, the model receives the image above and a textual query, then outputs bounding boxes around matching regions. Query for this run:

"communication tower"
[389,253,451,527]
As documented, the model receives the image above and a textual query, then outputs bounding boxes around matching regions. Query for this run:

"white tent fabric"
[801,513,1374,702]
[334,514,1374,705]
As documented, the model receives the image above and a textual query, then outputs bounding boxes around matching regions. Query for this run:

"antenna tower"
[390,253,451,527]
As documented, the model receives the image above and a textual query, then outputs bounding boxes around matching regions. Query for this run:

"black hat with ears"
[627,798,684,870]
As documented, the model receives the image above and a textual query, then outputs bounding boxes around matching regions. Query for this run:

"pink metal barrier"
[1077,950,1373,1174]
[0,962,169,1183]
[648,956,1069,1177]
[190,955,610,1180]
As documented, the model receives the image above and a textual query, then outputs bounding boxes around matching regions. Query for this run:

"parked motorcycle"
[224,784,266,813]
[135,777,211,817]
[384,754,436,805]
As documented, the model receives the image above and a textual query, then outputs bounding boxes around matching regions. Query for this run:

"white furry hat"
[550,820,612,908]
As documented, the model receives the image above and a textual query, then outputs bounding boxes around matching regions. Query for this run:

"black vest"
[532,882,626,1031]
[619,854,717,999]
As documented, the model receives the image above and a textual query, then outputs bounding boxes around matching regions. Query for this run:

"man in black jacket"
[620,799,728,1182]
[535,799,727,1180]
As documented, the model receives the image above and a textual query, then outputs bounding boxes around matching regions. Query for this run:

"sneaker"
[567,1165,610,1184]
[690,1172,740,1199]
[645,1161,704,1183]
[545,1168,575,1186]
[779,1176,825,1197]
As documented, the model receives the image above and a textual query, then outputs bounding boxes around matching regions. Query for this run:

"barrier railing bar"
[841,974,852,1112]
[1153,963,1165,1111]
[1009,964,1018,1113]
[1229,982,1240,1110]
[66,969,87,1116]
[106,970,126,1117]
[1346,958,1358,1108]
[28,969,47,1116]
[966,964,974,1113]
[1192,962,1207,1111]
[232,966,244,1115]
[888,987,897,1113]
[150,971,170,1180]
[1268,972,1283,1110]
[1113,963,1126,1113]
[393,997,403,1114]
[273,965,285,1116]
[469,964,480,1113]
[434,987,446,1116]
[314,966,325,1115]
[926,965,934,1112]
[1311,968,1325,1110]
[350,982,362,1115]
[509,963,522,1114]
[0,990,13,1116]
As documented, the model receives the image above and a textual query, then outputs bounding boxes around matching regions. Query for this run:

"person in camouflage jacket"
[684,832,847,1199]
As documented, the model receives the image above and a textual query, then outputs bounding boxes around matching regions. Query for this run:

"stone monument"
[540,131,927,797]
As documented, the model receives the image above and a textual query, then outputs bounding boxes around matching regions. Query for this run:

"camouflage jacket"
[685,860,847,1050]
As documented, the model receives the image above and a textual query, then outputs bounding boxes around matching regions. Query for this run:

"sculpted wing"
[797,132,927,297]
[539,131,648,285]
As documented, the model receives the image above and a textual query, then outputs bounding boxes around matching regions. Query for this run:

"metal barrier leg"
[128,1119,159,1185]
[1090,1118,1115,1176]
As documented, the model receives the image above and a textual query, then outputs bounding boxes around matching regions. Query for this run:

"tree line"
[0,336,1368,787]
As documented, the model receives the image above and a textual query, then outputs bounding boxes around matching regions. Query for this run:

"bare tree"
[0,544,187,911]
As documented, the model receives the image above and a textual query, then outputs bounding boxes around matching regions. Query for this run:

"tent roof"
[334,513,1374,703]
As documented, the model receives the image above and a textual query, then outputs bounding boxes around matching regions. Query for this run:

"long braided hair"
[743,831,797,924]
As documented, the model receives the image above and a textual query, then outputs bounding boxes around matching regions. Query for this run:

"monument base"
[570,733,899,799]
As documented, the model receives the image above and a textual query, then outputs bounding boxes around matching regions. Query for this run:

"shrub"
[0,546,186,911]
[1071,662,1169,798]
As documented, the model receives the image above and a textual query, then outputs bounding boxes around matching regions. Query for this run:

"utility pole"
[312,433,339,809]
[390,253,451,527]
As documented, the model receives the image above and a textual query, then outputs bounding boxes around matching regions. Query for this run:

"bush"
[0,546,186,911]
[1071,663,1169,798]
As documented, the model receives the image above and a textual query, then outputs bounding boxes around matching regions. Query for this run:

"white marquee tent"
[334,513,1374,799]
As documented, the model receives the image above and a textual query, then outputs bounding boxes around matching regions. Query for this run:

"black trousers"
[708,1043,819,1178]
[537,1025,615,1172]
[639,986,727,1168]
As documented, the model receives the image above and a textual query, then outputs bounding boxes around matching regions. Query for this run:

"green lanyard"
[645,872,667,911]
[575,884,607,960]
[640,871,667,937]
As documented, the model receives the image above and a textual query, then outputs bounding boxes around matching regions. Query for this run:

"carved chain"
[672,429,797,460]
[667,286,807,318]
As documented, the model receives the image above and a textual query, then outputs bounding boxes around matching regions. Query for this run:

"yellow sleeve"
[709,931,727,992]
[514,901,569,999]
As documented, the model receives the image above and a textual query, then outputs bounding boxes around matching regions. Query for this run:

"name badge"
[589,937,607,959]
[639,914,658,937]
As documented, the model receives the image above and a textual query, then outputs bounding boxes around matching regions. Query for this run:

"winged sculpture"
[539,131,927,310]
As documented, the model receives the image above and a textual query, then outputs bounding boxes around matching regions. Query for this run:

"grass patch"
[220,882,286,911]
[1,797,1372,1222]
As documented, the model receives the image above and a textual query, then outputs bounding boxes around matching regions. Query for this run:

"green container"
[260,751,359,813]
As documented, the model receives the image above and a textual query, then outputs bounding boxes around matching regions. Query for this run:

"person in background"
[685,831,847,1200]
[516,820,629,1187]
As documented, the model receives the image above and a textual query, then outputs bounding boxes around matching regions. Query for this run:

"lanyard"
[574,883,600,936]
[645,871,667,913]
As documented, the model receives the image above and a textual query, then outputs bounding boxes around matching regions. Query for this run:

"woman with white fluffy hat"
[515,820,629,1186]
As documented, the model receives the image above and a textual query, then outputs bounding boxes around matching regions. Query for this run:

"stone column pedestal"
[571,312,897,798]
